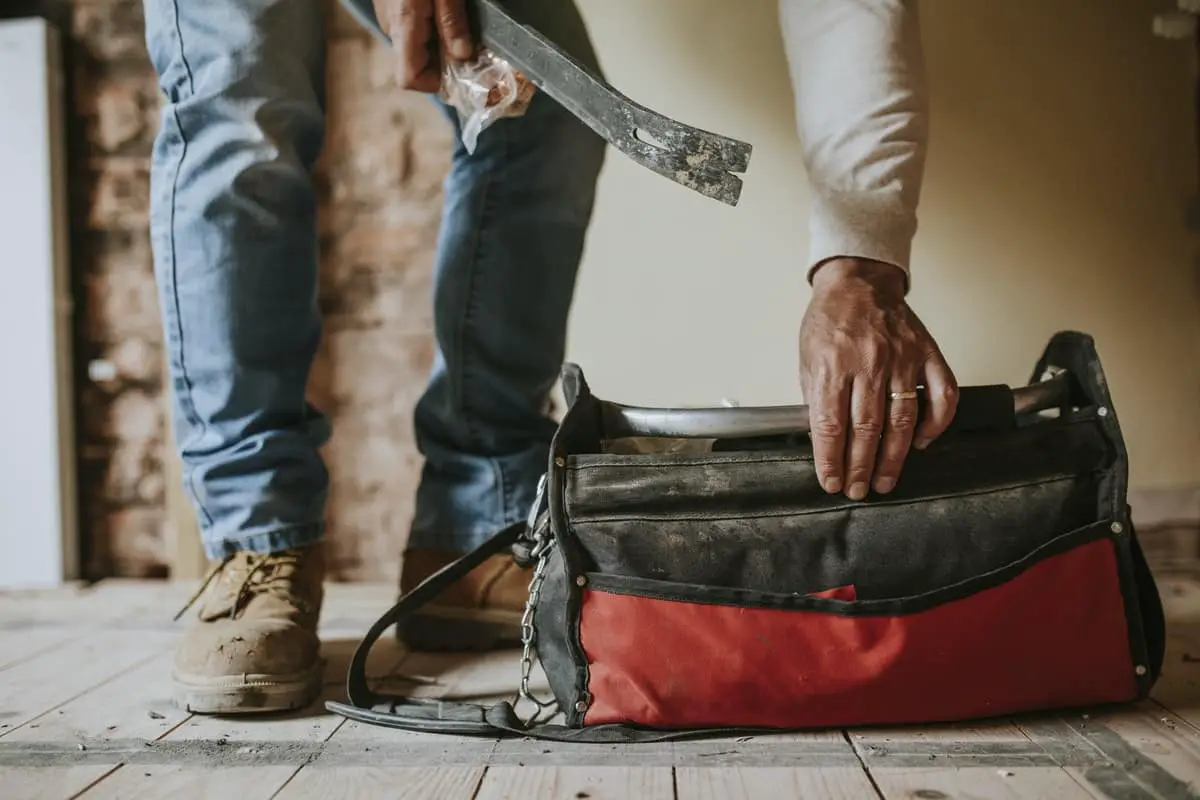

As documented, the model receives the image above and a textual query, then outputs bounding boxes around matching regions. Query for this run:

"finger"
[434,0,474,60]
[806,371,852,495]
[913,351,959,449]
[394,0,435,89]
[844,371,887,501]
[872,373,920,494]
[407,69,443,94]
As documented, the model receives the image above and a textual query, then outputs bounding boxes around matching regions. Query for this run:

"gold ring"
[889,391,919,400]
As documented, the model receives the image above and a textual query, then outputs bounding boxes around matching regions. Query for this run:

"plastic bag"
[439,48,536,154]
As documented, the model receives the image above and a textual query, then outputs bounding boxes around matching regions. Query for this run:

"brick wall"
[67,0,449,581]
[70,0,165,578]
[316,9,452,582]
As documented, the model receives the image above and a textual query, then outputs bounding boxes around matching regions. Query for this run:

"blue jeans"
[142,0,606,560]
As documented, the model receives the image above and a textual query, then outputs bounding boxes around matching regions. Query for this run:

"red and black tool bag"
[328,331,1165,742]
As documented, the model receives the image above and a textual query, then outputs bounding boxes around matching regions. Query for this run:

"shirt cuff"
[806,189,918,294]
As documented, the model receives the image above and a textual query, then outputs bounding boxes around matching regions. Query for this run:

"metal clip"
[513,473,549,567]
[526,472,548,532]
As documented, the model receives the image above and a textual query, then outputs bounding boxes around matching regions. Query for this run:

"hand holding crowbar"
[338,0,754,206]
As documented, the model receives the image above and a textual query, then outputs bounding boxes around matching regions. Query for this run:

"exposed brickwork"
[67,0,449,580]
[66,0,164,577]
[317,18,452,580]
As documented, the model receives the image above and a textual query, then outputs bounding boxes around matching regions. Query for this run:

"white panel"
[0,17,79,588]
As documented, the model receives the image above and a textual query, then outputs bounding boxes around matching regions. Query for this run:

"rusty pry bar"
[334,0,753,205]
[474,0,752,206]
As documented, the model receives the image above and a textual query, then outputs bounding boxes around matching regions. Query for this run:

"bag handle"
[598,370,1071,441]
[325,520,813,742]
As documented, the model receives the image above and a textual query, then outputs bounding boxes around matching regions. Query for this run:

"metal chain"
[516,474,558,727]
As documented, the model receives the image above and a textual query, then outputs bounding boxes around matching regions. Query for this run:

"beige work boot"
[172,545,325,714]
[396,548,531,652]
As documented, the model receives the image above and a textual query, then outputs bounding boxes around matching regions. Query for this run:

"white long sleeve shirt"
[779,0,928,289]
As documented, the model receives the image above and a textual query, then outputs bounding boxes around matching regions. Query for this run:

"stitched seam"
[572,453,817,469]
[161,0,213,528]
[491,457,508,540]
[547,439,590,726]
[453,129,504,450]
[566,473,1081,524]
[569,437,1095,471]
[570,416,1100,470]
[205,521,324,559]
[581,520,1113,615]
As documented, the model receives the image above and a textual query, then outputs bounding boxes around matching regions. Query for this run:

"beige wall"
[564,0,1200,490]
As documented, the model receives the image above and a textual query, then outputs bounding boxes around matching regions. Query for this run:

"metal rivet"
[1110,522,1124,534]
[575,575,587,587]
[1097,406,1109,417]
[554,456,565,467]
[574,700,589,712]
[1135,665,1148,676]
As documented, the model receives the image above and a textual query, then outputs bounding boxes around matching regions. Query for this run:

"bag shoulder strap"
[324,523,783,743]
[328,522,523,736]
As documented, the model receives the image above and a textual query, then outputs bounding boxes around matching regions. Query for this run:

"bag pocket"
[575,520,1140,729]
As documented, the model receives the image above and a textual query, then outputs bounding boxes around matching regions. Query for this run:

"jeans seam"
[160,0,213,529]
[493,458,509,531]
[206,521,325,560]
[455,122,508,449]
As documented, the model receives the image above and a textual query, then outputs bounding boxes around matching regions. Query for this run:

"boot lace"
[173,549,313,622]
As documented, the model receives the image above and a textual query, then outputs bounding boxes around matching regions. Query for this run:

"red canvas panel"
[579,538,1137,728]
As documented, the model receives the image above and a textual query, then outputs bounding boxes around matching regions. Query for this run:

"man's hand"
[799,258,958,500]
[373,0,475,92]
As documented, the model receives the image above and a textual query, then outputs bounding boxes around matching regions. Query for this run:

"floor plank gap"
[844,730,886,800]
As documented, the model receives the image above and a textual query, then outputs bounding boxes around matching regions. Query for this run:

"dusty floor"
[3,576,1200,799]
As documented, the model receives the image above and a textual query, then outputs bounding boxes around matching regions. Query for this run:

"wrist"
[811,257,907,299]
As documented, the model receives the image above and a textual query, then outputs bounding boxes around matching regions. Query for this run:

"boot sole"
[172,664,324,715]
[398,606,523,652]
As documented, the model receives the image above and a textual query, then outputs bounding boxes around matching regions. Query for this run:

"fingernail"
[824,477,842,494]
[451,37,473,59]
[913,437,931,450]
[874,477,895,494]
[847,482,868,501]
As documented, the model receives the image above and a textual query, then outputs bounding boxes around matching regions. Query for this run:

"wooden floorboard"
[477,766,676,799]
[870,767,1107,799]
[1,650,184,743]
[673,766,878,800]
[0,631,175,735]
[0,629,77,672]
[274,766,486,799]
[0,765,121,800]
[75,764,300,799]
[2,578,1200,799]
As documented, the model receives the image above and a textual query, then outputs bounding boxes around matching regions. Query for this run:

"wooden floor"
[4,578,1200,799]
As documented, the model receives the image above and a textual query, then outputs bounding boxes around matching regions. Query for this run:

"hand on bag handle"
[600,370,1072,441]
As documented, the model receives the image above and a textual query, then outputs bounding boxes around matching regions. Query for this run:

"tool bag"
[327,331,1165,742]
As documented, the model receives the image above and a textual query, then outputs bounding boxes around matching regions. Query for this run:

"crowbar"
[337,0,754,206]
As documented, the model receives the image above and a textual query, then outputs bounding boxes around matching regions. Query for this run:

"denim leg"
[409,86,606,552]
[143,0,331,559]
[409,2,606,552]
